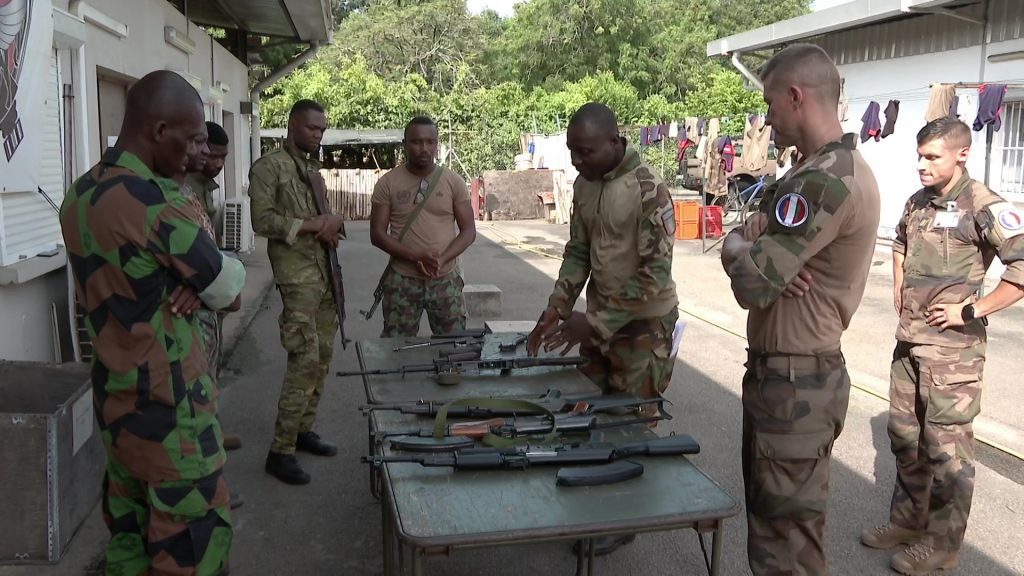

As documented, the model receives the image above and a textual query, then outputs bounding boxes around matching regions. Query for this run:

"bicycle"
[710,174,769,226]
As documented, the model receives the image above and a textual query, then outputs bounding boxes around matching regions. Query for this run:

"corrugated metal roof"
[260,128,404,146]
[180,0,332,42]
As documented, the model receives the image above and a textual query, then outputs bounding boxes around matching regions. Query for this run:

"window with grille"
[1000,101,1024,201]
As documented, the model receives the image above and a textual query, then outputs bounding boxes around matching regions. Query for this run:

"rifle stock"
[309,173,348,349]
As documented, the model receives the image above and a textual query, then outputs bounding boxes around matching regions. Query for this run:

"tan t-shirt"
[371,164,470,279]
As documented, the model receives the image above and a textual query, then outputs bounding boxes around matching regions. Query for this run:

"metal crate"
[0,361,105,564]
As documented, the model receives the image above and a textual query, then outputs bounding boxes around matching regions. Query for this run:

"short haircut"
[405,116,437,139]
[917,117,972,149]
[760,43,841,106]
[569,102,618,135]
[206,121,229,146]
[289,99,325,118]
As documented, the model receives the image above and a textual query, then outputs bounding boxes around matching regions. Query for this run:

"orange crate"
[673,200,701,240]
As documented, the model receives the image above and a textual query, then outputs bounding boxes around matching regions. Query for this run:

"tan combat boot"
[860,523,923,549]
[890,543,958,575]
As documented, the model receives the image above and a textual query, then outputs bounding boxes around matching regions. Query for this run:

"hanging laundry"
[676,138,695,163]
[741,115,772,171]
[701,118,721,183]
[697,118,706,136]
[973,84,1008,132]
[669,121,679,139]
[881,99,900,138]
[949,96,960,119]
[860,101,882,143]
[640,126,649,146]
[720,137,736,174]
[649,125,663,144]
[925,84,957,122]
[678,124,688,144]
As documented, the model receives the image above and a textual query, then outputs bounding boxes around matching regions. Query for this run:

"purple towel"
[860,101,882,143]
[974,84,1007,132]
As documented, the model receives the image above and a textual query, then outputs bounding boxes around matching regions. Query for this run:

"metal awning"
[260,128,405,146]
[183,0,332,42]
[707,0,962,56]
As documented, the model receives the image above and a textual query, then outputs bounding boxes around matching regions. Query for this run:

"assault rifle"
[383,412,667,453]
[359,389,667,418]
[392,329,487,352]
[337,355,584,385]
[362,433,701,470]
[308,172,348,349]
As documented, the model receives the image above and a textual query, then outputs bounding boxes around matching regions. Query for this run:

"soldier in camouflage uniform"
[527,102,679,556]
[370,116,476,337]
[184,121,230,247]
[60,71,246,576]
[721,45,880,576]
[249,99,346,485]
[860,117,1024,576]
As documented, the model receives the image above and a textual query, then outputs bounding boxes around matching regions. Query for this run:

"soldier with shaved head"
[720,43,881,575]
[860,117,1024,576]
[60,70,245,575]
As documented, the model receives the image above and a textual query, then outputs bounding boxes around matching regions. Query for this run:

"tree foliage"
[260,0,809,178]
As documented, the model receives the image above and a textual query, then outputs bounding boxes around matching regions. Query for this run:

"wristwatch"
[961,304,976,323]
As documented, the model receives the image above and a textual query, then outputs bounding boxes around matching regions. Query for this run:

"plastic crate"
[673,200,701,240]
[703,206,724,239]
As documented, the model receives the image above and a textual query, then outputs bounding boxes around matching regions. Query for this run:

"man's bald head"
[119,70,206,178]
[760,44,841,107]
[568,102,619,138]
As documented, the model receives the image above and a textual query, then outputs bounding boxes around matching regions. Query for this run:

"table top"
[355,333,599,405]
[371,409,741,548]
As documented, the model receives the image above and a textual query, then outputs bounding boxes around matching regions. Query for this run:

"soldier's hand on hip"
[527,307,561,357]
[926,301,967,330]
[782,268,814,298]
[543,311,594,356]
[169,285,202,316]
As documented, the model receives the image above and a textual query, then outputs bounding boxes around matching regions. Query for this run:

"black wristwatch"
[961,304,976,323]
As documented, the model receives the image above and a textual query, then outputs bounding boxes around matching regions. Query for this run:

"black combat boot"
[296,431,338,457]
[265,452,311,485]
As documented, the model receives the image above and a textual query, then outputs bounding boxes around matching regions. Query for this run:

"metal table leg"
[710,525,723,576]
[574,538,586,576]
[587,539,596,576]
[368,417,381,500]
[382,496,394,576]
[412,548,424,576]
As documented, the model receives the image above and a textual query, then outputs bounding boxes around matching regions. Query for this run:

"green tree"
[683,69,766,135]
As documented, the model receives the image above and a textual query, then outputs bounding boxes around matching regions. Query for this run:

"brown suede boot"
[860,523,923,549]
[890,543,958,576]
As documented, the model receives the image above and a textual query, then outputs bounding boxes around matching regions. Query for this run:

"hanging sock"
[881,99,900,138]
[860,101,882,143]
[973,84,1008,132]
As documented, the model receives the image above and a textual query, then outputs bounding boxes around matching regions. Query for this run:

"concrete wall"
[0,0,252,362]
[482,170,554,220]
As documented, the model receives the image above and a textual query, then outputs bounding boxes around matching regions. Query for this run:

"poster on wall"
[0,0,54,193]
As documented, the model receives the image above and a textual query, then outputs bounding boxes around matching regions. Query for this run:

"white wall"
[0,268,71,362]
[835,37,1024,240]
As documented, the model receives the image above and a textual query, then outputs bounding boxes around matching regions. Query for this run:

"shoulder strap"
[395,166,444,243]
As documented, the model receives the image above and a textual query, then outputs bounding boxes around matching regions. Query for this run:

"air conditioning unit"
[222,197,255,254]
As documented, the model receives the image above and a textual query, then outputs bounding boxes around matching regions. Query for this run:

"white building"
[0,0,330,362]
[708,0,1024,239]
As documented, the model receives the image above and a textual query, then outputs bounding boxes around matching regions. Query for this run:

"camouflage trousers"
[579,310,678,407]
[101,458,231,576]
[272,282,338,454]
[380,270,467,338]
[194,310,220,385]
[741,350,851,576]
[887,341,984,552]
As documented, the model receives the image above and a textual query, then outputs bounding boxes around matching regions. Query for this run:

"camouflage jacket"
[184,171,221,243]
[547,144,678,342]
[726,133,880,354]
[249,142,327,285]
[60,148,246,483]
[894,173,1024,347]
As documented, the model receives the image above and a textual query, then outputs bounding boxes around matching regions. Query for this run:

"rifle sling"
[433,397,559,447]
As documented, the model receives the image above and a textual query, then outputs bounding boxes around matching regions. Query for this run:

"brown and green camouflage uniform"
[887,173,1024,553]
[61,148,246,575]
[249,142,339,454]
[185,171,222,246]
[725,133,880,575]
[547,143,679,402]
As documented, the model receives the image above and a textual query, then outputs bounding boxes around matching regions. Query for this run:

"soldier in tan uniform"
[528,102,678,556]
[249,100,346,485]
[369,116,475,337]
[860,117,1024,576]
[720,44,880,575]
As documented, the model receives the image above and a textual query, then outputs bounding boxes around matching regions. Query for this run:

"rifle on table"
[382,411,668,453]
[308,171,349,349]
[337,355,584,386]
[362,433,701,470]
[359,389,668,418]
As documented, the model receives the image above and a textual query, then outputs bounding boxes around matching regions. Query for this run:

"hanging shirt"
[697,118,706,136]
[860,101,882,143]
[742,116,772,172]
[669,122,679,138]
[949,95,960,119]
[926,84,957,122]
[973,84,1008,132]
[881,99,900,138]
[720,137,736,173]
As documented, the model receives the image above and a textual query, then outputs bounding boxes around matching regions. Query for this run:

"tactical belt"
[747,349,845,374]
